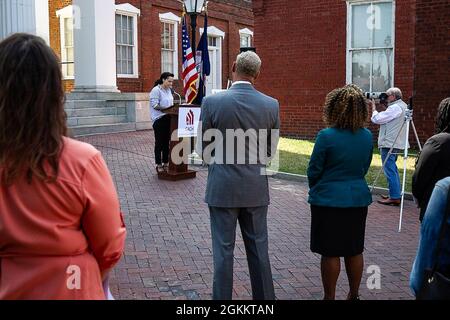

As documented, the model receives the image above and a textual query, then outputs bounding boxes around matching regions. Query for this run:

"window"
[208,36,218,47]
[240,34,252,48]
[56,6,74,79]
[62,18,74,78]
[115,4,140,78]
[200,26,225,96]
[207,36,222,96]
[161,22,175,73]
[239,28,254,48]
[159,12,181,78]
[116,14,135,76]
[347,1,394,92]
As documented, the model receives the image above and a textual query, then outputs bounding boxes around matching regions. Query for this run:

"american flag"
[181,14,198,104]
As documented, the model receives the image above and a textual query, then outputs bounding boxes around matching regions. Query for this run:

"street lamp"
[183,0,206,49]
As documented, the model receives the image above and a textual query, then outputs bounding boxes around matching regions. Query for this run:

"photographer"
[370,87,409,206]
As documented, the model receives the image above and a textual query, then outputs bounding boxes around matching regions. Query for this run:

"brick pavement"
[79,131,420,300]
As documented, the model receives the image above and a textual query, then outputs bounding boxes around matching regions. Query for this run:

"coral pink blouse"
[0,137,126,300]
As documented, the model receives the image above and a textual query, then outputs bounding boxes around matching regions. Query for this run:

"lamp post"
[183,0,206,50]
[183,1,205,153]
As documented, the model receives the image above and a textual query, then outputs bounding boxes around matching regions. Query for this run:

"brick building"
[253,0,450,142]
[0,0,253,135]
[48,0,254,94]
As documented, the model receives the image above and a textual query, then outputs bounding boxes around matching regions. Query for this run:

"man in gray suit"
[197,51,280,300]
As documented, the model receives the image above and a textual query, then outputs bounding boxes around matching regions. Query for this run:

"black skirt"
[310,205,368,257]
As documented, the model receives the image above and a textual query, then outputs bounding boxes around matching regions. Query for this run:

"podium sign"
[177,107,201,138]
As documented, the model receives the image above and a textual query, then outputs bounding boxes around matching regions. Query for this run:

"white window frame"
[159,12,181,79]
[346,0,396,93]
[200,26,225,94]
[239,28,254,48]
[200,26,226,39]
[115,3,140,78]
[56,5,74,80]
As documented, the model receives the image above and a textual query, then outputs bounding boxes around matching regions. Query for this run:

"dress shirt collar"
[231,81,253,87]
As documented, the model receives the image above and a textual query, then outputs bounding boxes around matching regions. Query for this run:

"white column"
[35,0,49,44]
[72,0,119,92]
[0,0,36,40]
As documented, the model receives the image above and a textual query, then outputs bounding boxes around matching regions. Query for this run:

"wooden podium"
[157,103,199,181]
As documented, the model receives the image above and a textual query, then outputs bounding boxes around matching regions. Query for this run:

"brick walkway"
[79,131,420,300]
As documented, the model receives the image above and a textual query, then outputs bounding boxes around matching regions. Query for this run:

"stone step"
[67,118,78,127]
[69,123,137,137]
[66,107,126,118]
[65,100,107,109]
[71,115,128,126]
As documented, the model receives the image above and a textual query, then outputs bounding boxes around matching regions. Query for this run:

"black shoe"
[377,198,401,206]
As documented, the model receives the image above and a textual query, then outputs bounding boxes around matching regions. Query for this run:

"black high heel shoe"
[347,293,360,300]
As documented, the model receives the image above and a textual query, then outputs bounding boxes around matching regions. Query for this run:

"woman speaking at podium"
[149,72,175,173]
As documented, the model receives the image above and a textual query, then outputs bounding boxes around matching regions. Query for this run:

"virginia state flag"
[194,14,211,105]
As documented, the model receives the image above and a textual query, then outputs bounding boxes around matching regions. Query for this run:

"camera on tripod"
[365,92,389,104]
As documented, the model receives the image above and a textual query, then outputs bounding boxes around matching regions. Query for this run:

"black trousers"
[153,115,171,165]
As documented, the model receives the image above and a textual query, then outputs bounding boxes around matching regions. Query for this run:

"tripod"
[370,103,422,232]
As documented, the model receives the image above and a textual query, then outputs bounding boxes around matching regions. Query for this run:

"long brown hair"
[323,84,368,132]
[0,33,67,185]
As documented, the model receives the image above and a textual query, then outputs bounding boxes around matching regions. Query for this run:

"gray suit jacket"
[197,83,280,208]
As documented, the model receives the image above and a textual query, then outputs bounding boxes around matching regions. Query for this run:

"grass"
[277,137,418,193]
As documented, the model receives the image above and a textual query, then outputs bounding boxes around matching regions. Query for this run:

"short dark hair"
[323,84,368,132]
[435,97,450,134]
[154,72,175,87]
[0,33,67,185]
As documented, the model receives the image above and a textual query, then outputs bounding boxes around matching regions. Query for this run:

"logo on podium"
[178,107,201,138]
[186,109,195,126]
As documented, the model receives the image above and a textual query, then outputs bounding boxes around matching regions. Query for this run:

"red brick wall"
[253,0,416,140]
[123,0,253,94]
[48,0,253,95]
[413,0,450,142]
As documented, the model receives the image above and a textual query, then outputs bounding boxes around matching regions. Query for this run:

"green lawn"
[277,137,418,193]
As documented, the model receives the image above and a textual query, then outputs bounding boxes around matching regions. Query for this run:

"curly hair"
[0,33,67,185]
[323,84,368,132]
[435,97,450,134]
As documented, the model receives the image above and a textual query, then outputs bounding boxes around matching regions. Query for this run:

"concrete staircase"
[65,99,134,136]
[64,93,151,137]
